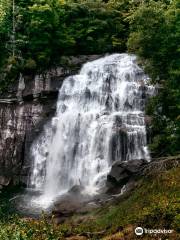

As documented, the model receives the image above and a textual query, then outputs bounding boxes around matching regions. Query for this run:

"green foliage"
[74,163,180,238]
[0,0,129,73]
[127,0,180,156]
[0,0,179,154]
[0,0,11,65]
[0,0,130,93]
[0,161,179,239]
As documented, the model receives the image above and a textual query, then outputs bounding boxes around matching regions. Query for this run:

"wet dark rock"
[107,159,147,187]
[51,188,106,223]
[107,156,180,194]
[68,185,84,195]
[52,196,86,224]
[0,55,101,187]
[50,156,179,226]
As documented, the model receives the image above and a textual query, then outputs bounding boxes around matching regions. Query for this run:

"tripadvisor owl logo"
[135,227,173,236]
[135,227,144,236]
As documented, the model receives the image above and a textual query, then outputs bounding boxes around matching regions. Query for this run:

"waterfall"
[29,54,154,206]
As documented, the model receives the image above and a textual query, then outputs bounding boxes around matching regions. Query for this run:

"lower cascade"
[29,54,154,207]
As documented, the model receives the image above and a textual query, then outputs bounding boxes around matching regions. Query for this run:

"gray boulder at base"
[107,159,147,187]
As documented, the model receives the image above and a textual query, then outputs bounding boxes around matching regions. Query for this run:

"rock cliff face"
[0,55,101,188]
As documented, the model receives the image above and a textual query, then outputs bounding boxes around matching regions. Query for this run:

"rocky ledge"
[0,55,101,189]
[50,155,180,225]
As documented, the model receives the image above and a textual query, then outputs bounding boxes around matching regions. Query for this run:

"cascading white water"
[29,54,154,206]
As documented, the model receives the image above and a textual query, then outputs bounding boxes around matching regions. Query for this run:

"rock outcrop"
[107,159,147,189]
[51,155,180,225]
[106,155,180,193]
[0,55,101,188]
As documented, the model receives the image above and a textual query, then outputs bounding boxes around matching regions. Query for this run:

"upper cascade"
[29,54,154,205]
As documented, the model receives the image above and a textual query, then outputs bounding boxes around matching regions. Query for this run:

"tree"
[127,0,180,155]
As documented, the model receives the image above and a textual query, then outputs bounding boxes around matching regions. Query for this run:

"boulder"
[107,159,147,187]
[68,185,84,195]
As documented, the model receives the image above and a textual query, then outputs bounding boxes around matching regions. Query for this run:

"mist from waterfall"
[29,54,154,207]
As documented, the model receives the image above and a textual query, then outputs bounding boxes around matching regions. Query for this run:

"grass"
[0,164,179,239]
